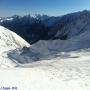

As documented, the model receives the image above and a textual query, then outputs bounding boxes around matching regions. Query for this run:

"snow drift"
[0,25,30,68]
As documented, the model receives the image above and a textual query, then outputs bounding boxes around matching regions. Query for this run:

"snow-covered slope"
[1,22,90,65]
[0,17,14,23]
[1,25,90,89]
[19,29,90,61]
[0,25,30,68]
[0,11,90,90]
[7,28,90,65]
[1,46,90,90]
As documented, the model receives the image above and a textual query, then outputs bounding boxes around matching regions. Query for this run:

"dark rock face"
[0,10,90,44]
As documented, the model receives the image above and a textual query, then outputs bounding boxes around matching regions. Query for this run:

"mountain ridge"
[0,10,90,44]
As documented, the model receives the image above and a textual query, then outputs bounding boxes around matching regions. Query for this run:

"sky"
[0,0,90,17]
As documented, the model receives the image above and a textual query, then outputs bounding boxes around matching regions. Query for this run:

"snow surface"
[0,17,14,23]
[0,25,30,68]
[1,25,90,89]
[1,50,90,90]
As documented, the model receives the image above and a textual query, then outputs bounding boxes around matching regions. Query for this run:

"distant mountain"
[0,10,90,44]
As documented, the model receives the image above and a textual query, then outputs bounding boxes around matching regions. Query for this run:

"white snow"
[0,25,90,90]
[5,18,13,21]
[0,17,14,23]
[1,49,90,90]
[0,25,30,68]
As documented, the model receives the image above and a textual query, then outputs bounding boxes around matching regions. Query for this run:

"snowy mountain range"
[1,10,90,90]
[1,10,90,44]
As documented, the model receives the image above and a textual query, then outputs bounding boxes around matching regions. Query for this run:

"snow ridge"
[0,25,30,68]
